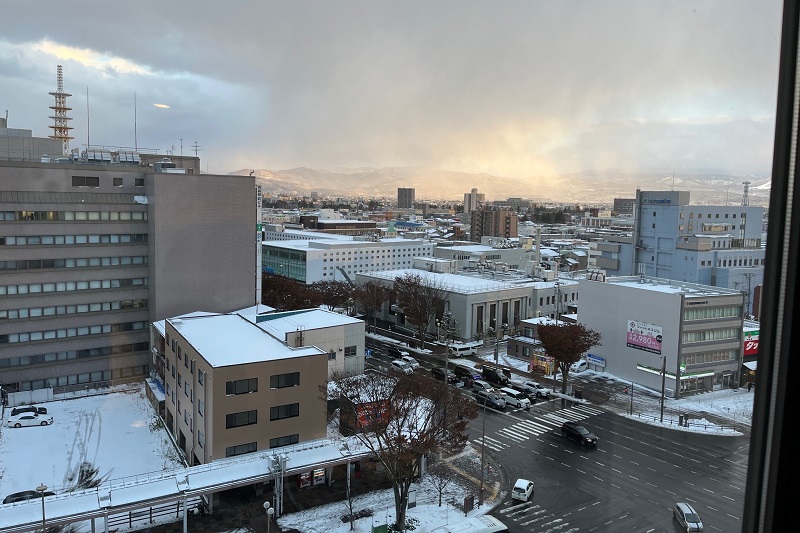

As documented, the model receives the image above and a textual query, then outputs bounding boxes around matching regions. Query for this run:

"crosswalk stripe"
[520,419,559,431]
[497,430,527,441]
[541,413,571,424]
[507,424,541,435]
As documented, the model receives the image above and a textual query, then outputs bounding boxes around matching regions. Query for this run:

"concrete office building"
[1,136,257,393]
[593,190,765,315]
[578,276,745,398]
[161,313,328,465]
[261,238,435,284]
[397,188,415,209]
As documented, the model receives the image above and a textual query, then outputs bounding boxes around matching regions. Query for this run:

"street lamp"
[36,483,47,531]
[660,355,667,423]
[478,398,487,505]
[263,501,275,533]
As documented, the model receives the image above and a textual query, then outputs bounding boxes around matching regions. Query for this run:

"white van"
[448,343,479,357]
[570,359,588,373]
[498,387,531,409]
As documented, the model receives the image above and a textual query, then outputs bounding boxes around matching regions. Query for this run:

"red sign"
[744,330,759,356]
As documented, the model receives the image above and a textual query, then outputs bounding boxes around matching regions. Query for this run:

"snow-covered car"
[399,355,420,369]
[570,359,588,373]
[6,413,54,428]
[390,359,414,375]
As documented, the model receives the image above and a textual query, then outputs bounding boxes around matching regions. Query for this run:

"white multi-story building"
[261,238,435,284]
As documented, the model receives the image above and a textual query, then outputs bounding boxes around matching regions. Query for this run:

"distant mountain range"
[230,167,771,207]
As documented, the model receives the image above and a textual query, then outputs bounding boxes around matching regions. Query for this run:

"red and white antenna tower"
[48,65,74,155]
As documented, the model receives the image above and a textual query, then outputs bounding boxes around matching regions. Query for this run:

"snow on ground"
[277,456,497,533]
[0,385,182,499]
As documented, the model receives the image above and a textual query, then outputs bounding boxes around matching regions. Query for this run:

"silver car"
[673,502,703,532]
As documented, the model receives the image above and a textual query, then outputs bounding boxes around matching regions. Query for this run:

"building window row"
[0,210,148,222]
[0,299,148,321]
[225,442,257,458]
[226,378,258,395]
[683,349,739,366]
[11,364,149,392]
[681,328,740,344]
[0,341,149,369]
[0,233,148,246]
[226,410,258,428]
[270,403,300,421]
[0,277,148,296]
[0,321,148,345]
[270,434,299,449]
[270,372,300,389]
[683,306,742,321]
[0,255,148,271]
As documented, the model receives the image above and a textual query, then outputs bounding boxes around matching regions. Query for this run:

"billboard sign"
[744,328,759,356]
[626,320,663,355]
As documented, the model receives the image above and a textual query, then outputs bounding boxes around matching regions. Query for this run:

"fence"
[7,378,143,407]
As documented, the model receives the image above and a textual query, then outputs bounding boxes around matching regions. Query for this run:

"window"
[225,410,258,428]
[270,434,299,449]
[270,372,300,389]
[198,369,204,385]
[113,177,123,187]
[71,176,100,188]
[225,442,257,457]
[198,400,204,416]
[226,378,258,395]
[134,178,145,187]
[344,345,357,358]
[270,403,299,421]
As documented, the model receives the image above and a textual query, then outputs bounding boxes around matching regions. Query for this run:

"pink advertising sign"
[626,319,663,354]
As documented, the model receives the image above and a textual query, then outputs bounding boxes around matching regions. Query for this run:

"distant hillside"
[230,167,771,206]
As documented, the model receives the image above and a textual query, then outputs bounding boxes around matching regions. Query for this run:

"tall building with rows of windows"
[0,127,258,393]
[397,187,415,209]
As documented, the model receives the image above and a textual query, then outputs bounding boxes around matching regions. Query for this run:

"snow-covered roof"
[235,303,278,323]
[255,309,363,337]
[152,311,220,336]
[605,277,738,297]
[358,268,575,294]
[167,314,324,367]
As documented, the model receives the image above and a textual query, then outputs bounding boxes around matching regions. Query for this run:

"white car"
[390,359,414,375]
[6,413,54,428]
[512,478,534,501]
[570,359,588,373]
[522,380,552,398]
[399,355,420,369]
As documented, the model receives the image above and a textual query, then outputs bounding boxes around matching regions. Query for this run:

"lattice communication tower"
[741,181,751,207]
[48,65,74,155]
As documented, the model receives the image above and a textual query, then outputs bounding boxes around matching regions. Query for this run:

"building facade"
[162,313,328,465]
[470,206,518,242]
[463,188,485,214]
[578,276,745,398]
[397,188,415,209]
[0,157,257,393]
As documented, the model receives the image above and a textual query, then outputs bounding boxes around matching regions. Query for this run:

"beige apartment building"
[162,313,328,466]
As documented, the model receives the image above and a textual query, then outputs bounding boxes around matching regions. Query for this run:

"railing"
[52,377,142,399]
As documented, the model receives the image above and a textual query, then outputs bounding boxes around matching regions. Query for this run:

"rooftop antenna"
[134,93,138,152]
[192,140,202,157]
[671,170,675,191]
[86,86,90,150]
[741,181,751,206]
[48,65,74,155]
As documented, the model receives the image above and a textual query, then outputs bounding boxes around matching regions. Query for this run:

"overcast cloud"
[1,0,782,178]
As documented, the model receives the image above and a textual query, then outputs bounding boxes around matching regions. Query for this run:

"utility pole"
[660,356,667,423]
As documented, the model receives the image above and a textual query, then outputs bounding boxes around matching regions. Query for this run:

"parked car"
[561,421,597,446]
[511,478,534,502]
[430,367,464,387]
[474,390,506,410]
[10,405,39,417]
[447,343,479,357]
[472,379,494,393]
[390,359,414,375]
[497,387,531,409]
[521,380,552,398]
[673,502,703,532]
[387,346,410,358]
[399,355,420,369]
[569,359,588,373]
[6,413,54,428]
[36,407,48,415]
[3,490,55,505]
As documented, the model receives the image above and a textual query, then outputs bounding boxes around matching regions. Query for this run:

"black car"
[430,367,463,387]
[561,421,598,446]
[3,490,56,504]
[10,405,38,417]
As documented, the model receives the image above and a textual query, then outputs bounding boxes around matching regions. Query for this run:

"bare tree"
[261,272,323,310]
[426,454,455,507]
[354,280,388,331]
[537,323,602,393]
[394,273,450,349]
[310,280,353,311]
[329,371,477,531]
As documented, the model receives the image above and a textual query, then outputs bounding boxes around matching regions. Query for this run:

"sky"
[2,1,783,178]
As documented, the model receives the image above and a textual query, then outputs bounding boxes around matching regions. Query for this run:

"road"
[366,338,750,532]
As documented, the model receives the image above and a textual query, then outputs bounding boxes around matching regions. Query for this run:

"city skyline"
[2,1,782,181]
